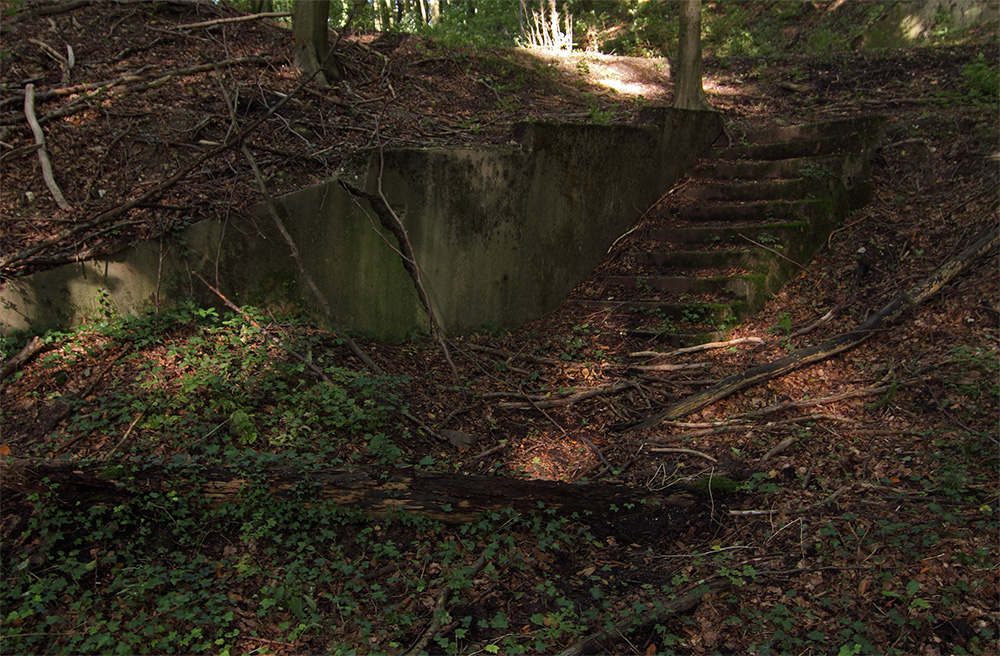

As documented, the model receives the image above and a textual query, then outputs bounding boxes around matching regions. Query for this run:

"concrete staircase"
[570,115,886,345]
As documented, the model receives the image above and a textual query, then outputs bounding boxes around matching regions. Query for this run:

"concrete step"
[672,199,828,223]
[569,114,884,347]
[680,178,822,202]
[628,327,728,346]
[572,299,744,326]
[602,273,767,300]
[647,221,810,246]
[714,134,868,161]
[694,154,846,181]
[635,248,773,271]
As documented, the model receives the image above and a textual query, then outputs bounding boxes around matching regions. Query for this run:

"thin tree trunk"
[292,0,339,86]
[673,0,711,111]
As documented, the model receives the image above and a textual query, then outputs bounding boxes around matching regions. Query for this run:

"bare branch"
[23,84,72,211]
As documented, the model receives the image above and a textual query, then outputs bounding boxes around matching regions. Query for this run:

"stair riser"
[681,178,826,202]
[648,222,811,246]
[637,250,774,271]
[675,200,827,223]
[696,155,846,180]
[716,135,868,161]
[603,274,768,300]
[573,300,742,325]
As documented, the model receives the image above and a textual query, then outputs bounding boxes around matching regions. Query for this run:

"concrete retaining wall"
[2,108,723,340]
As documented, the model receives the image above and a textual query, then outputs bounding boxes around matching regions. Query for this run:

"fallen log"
[556,576,733,656]
[1,458,701,525]
[623,227,999,433]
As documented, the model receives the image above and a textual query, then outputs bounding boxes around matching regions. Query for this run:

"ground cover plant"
[2,1,998,654]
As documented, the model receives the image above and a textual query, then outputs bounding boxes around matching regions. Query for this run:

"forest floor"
[1,2,998,655]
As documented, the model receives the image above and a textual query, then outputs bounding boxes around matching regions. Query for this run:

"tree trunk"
[3,459,702,525]
[673,0,712,111]
[291,0,339,87]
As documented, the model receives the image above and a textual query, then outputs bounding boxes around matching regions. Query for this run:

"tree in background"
[521,0,573,51]
[291,0,341,86]
[673,0,711,111]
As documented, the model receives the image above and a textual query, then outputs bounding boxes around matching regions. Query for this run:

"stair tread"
[571,115,882,347]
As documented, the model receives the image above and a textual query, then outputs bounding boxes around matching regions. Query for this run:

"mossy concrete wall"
[1,108,723,340]
[0,223,223,335]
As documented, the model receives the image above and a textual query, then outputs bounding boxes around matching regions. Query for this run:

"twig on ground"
[175,11,290,29]
[730,485,851,516]
[0,56,311,274]
[556,577,732,656]
[466,343,562,366]
[648,447,718,463]
[739,232,808,270]
[24,84,71,211]
[629,336,764,359]
[758,436,798,465]
[338,122,461,384]
[0,336,49,381]
[49,352,125,453]
[498,382,632,409]
[732,383,900,420]
[2,56,271,109]
[618,362,710,373]
[404,553,489,656]
[102,410,147,460]
[789,297,851,339]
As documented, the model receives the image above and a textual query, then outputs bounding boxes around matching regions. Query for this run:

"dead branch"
[615,362,710,373]
[740,232,807,270]
[23,84,71,211]
[209,62,379,377]
[758,436,798,465]
[732,384,897,420]
[0,55,317,274]
[0,337,49,381]
[404,553,489,656]
[629,336,764,359]
[622,227,1000,433]
[0,143,42,164]
[556,577,733,656]
[648,447,718,463]
[6,0,91,23]
[48,352,126,454]
[2,57,271,110]
[498,382,633,410]
[338,133,460,383]
[730,485,850,516]
[467,343,562,366]
[175,11,290,29]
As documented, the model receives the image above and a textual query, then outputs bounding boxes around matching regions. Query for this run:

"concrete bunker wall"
[1,109,723,340]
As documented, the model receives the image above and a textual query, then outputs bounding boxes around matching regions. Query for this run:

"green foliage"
[961,53,1000,106]
[9,305,407,464]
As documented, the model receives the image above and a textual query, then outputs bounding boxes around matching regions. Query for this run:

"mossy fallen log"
[1,458,702,525]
